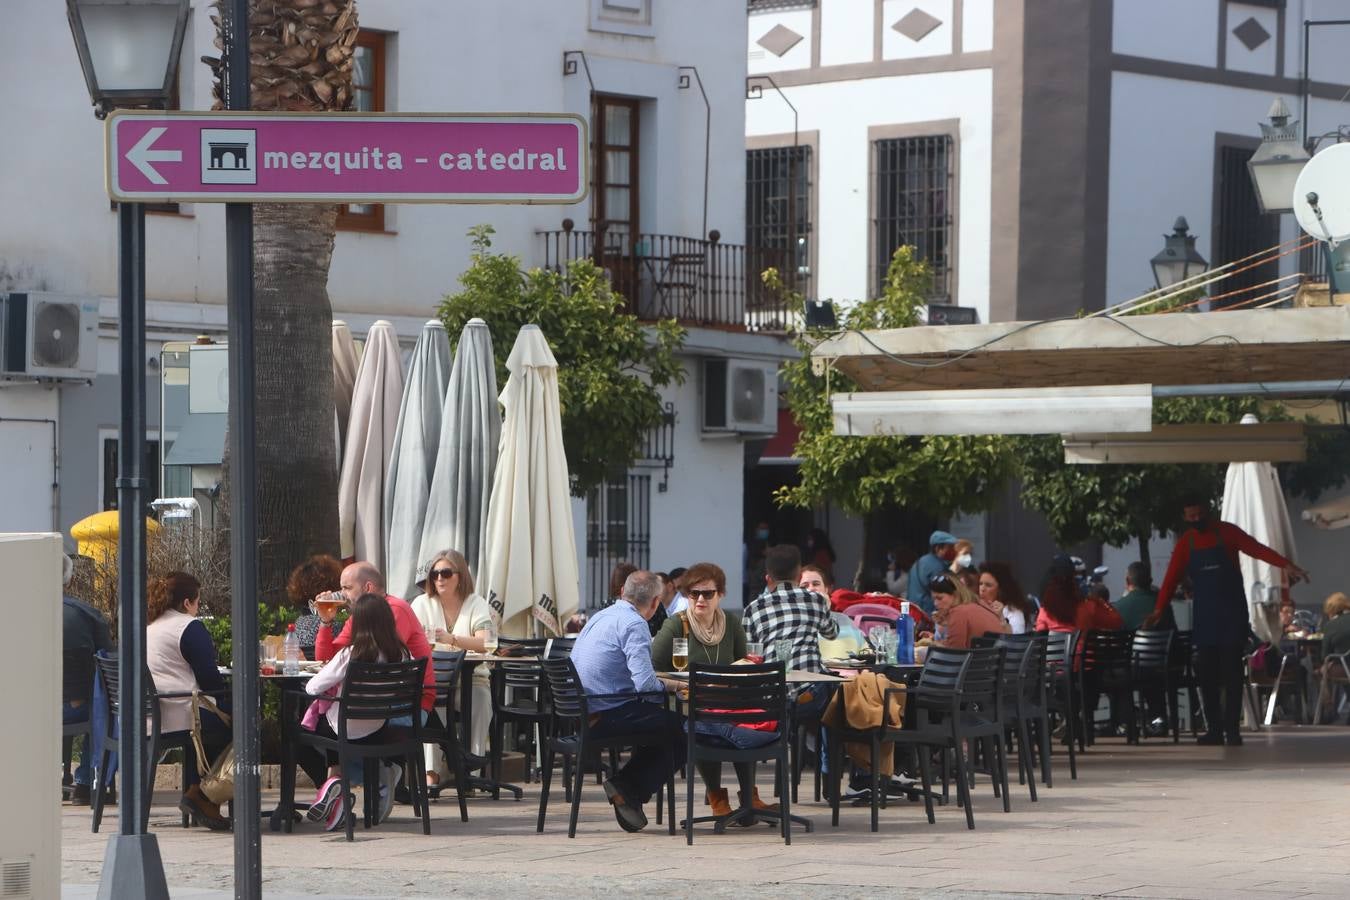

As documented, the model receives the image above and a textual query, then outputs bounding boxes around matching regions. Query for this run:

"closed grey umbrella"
[419,318,500,585]
[332,320,361,462]
[338,320,403,567]
[385,320,453,601]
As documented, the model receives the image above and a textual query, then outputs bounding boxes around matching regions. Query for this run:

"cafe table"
[218,667,320,829]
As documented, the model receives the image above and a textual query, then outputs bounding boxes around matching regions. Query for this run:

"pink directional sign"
[105,111,588,204]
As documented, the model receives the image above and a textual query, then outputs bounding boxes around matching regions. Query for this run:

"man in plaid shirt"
[745,544,838,701]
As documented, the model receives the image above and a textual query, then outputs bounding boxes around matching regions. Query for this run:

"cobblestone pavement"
[62,725,1350,899]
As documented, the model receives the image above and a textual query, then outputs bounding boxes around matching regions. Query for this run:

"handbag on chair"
[191,691,236,806]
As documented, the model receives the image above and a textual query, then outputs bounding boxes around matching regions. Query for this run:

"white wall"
[0,0,746,321]
[645,359,749,607]
[0,385,60,533]
[1113,0,1221,67]
[1104,72,1349,308]
[746,69,994,320]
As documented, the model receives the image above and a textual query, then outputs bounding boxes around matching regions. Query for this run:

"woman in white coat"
[410,549,493,789]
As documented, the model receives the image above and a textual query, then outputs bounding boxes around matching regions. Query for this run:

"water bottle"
[895,602,915,665]
[282,623,301,676]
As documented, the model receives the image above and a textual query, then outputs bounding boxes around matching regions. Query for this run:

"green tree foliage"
[438,226,686,496]
[773,247,1018,562]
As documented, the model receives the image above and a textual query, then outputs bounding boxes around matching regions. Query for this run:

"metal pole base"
[96,833,170,900]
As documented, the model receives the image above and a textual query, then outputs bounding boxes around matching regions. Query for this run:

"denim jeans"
[590,699,686,805]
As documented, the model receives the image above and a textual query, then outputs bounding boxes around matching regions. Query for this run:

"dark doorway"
[1213,141,1280,309]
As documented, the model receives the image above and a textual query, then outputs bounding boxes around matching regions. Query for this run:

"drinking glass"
[481,626,498,655]
[745,641,764,664]
[258,641,275,676]
[671,638,689,672]
[774,638,793,671]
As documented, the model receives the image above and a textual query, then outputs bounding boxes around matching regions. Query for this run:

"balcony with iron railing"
[537,220,802,333]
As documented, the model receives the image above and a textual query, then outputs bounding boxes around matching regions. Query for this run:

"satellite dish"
[1293,142,1350,243]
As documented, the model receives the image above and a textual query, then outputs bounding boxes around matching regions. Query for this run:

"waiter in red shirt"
[1146,496,1308,746]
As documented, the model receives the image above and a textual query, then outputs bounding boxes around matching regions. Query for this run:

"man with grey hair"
[571,569,684,832]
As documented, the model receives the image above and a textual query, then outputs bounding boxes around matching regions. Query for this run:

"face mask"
[956,553,973,568]
[755,529,769,540]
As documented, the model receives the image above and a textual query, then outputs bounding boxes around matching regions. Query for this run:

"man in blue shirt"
[909,530,959,615]
[571,569,683,832]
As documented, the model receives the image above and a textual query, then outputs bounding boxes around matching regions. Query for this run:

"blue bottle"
[895,604,915,665]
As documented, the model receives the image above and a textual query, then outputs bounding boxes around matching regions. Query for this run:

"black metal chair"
[684,662,806,845]
[418,649,471,822]
[1078,629,1134,744]
[535,657,677,838]
[992,634,1050,800]
[1168,630,1202,735]
[280,657,431,841]
[91,652,198,833]
[832,645,1007,831]
[1041,630,1078,780]
[1130,629,1178,742]
[490,661,549,788]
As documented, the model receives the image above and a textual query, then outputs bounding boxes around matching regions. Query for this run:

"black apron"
[1185,529,1249,648]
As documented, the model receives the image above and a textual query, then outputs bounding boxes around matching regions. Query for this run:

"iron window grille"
[585,472,652,610]
[633,402,676,492]
[1214,143,1280,308]
[746,145,814,299]
[873,134,953,301]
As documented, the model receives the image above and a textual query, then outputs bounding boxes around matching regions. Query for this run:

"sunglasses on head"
[430,568,456,580]
[687,588,718,600]
[929,573,951,585]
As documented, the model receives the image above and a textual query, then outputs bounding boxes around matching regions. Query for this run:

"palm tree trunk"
[252,202,340,602]
[206,0,359,602]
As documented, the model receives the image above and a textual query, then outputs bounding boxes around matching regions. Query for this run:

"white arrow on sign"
[126,127,182,185]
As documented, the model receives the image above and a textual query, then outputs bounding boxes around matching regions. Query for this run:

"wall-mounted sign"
[106,111,588,204]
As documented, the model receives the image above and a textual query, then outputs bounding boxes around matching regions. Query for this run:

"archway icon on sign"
[200,128,257,184]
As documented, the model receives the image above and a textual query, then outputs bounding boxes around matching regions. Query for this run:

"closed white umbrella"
[1302,493,1350,530]
[384,320,453,600]
[480,325,579,636]
[332,320,361,460]
[1221,414,1298,645]
[419,318,500,585]
[338,320,403,567]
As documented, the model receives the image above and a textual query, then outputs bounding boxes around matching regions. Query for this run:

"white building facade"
[743,0,1350,594]
[0,0,792,607]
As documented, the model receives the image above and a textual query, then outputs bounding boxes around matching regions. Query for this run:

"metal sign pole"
[222,0,261,897]
[98,198,170,900]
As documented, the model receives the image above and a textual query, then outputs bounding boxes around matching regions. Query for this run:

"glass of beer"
[315,590,342,619]
[671,638,689,672]
[481,625,498,655]
[745,641,764,664]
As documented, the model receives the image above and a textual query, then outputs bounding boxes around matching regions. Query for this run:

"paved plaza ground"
[62,725,1350,899]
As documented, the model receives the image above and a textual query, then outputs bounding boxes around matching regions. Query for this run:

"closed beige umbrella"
[332,320,361,460]
[1221,415,1299,645]
[338,320,403,566]
[480,325,579,636]
[384,320,453,601]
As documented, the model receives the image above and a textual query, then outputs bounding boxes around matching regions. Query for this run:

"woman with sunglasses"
[651,562,767,818]
[410,549,492,788]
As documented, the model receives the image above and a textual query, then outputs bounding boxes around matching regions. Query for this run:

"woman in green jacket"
[652,562,769,817]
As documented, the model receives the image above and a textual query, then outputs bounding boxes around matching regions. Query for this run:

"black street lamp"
[66,2,188,899]
[67,0,189,118]
[1150,217,1210,291]
[1248,97,1311,215]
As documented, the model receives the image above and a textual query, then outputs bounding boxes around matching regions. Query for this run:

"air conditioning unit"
[1,292,99,379]
[701,358,778,435]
